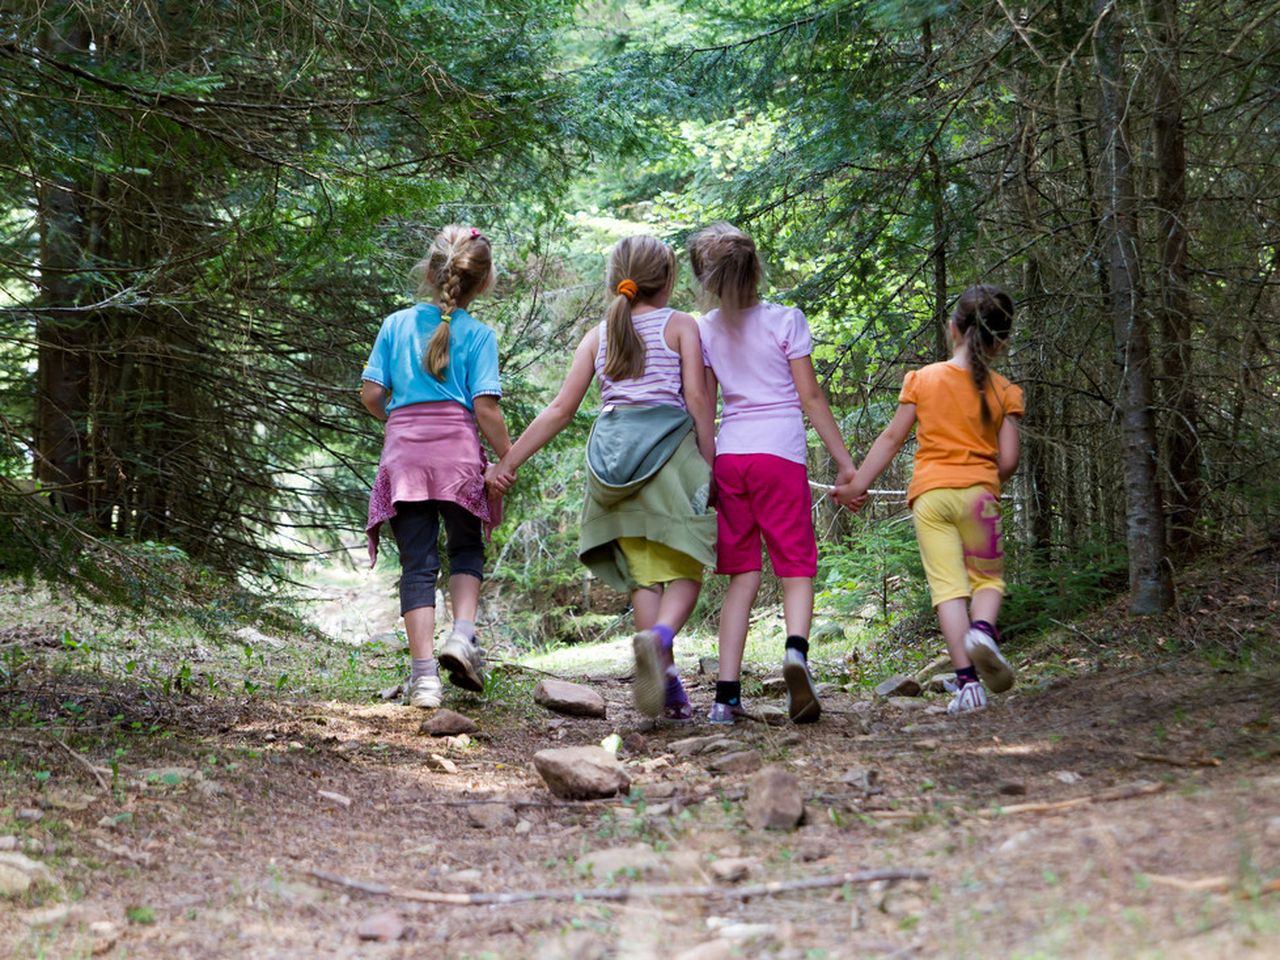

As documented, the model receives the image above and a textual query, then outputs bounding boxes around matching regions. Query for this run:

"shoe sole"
[783,660,822,724]
[631,632,665,718]
[438,641,485,692]
[966,634,1014,694]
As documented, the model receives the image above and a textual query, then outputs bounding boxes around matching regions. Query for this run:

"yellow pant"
[911,486,1006,605]
[617,537,704,587]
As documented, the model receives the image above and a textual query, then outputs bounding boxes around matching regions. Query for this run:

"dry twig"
[307,866,928,906]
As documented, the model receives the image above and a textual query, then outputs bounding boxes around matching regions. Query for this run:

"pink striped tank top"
[594,307,686,409]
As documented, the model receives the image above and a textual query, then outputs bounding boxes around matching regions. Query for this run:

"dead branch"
[307,866,929,906]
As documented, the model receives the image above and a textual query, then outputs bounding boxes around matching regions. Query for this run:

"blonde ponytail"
[410,225,495,382]
[602,236,676,381]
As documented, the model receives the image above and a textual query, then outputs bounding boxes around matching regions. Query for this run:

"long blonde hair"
[410,225,495,381]
[602,235,676,381]
[688,222,762,322]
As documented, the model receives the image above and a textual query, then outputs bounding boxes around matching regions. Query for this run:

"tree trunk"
[1150,0,1201,554]
[34,17,92,515]
[1094,0,1173,614]
[922,18,948,361]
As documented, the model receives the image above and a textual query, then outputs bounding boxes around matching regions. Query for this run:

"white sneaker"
[406,674,443,709]
[782,648,822,724]
[964,628,1014,693]
[947,681,988,715]
[438,631,486,692]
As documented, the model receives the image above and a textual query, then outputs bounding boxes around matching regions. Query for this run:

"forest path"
[4,655,1280,958]
[3,548,1279,958]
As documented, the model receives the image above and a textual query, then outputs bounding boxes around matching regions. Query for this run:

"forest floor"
[2,541,1279,959]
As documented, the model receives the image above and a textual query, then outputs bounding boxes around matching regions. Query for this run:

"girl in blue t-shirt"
[361,225,511,710]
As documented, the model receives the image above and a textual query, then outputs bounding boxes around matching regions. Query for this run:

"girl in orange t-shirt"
[835,285,1024,714]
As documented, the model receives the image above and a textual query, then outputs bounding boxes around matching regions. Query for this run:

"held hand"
[829,480,868,512]
[835,462,858,489]
[485,462,517,495]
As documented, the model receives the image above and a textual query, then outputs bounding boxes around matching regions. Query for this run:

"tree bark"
[922,18,948,361]
[1150,0,1201,554]
[1094,0,1173,613]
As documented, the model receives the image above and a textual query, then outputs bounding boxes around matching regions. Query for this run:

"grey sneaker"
[438,631,486,692]
[964,628,1014,693]
[405,674,443,709]
[782,648,822,724]
[631,630,665,718]
[707,701,747,725]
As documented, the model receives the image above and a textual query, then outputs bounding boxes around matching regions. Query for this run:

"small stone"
[1051,770,1082,784]
[622,732,648,756]
[716,922,778,941]
[997,781,1027,796]
[356,909,405,942]
[377,682,403,701]
[671,735,722,757]
[707,750,763,776]
[534,679,607,718]
[913,738,940,751]
[698,657,720,677]
[752,705,788,726]
[467,804,517,830]
[745,765,804,830]
[760,676,787,696]
[840,767,880,793]
[15,808,42,822]
[998,828,1038,854]
[533,746,631,800]
[580,844,662,878]
[196,779,226,798]
[874,675,921,698]
[90,920,120,955]
[913,652,954,684]
[811,621,846,644]
[429,754,459,774]
[924,674,953,694]
[318,789,352,808]
[702,738,747,755]
[709,857,754,883]
[448,868,483,884]
[421,709,479,737]
[23,903,74,928]
[0,851,56,890]
[515,819,533,835]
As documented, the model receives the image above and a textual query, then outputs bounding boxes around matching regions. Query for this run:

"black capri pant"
[388,500,484,616]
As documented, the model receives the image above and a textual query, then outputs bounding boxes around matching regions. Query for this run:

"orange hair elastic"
[616,279,638,301]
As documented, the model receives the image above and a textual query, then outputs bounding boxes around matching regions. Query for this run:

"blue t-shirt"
[361,304,502,412]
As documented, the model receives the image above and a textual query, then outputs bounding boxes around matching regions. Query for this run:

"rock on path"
[420,709,479,737]
[745,765,804,830]
[533,746,631,800]
[533,679,606,718]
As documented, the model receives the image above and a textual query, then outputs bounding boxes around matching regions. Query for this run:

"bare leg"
[631,586,662,631]
[935,597,973,670]
[717,571,761,682]
[780,577,814,640]
[404,605,436,660]
[448,573,481,626]
[656,579,701,635]
[969,588,1003,628]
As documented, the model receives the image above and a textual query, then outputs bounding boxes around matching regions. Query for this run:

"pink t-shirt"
[699,301,812,464]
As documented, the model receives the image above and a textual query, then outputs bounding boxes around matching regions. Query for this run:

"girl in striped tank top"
[489,236,716,720]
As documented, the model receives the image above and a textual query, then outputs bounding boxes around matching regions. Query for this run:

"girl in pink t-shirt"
[690,222,862,725]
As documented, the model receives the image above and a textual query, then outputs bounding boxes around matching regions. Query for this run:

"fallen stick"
[974,780,1166,817]
[307,866,927,906]
[0,733,110,793]
[1145,874,1280,897]
[1134,752,1221,768]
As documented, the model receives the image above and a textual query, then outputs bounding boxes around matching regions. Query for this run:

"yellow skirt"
[617,537,704,587]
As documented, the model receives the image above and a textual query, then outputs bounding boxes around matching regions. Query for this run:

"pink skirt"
[365,401,502,567]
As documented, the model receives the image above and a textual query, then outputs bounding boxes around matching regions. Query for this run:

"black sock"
[955,665,979,687]
[715,680,741,706]
[785,635,809,658]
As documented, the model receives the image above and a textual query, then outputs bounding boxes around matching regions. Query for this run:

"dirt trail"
[3,547,1280,958]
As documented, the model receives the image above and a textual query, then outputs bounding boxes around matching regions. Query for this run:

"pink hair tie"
[470,228,481,239]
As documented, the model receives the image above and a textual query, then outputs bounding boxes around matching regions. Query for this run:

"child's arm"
[790,356,857,486]
[493,328,598,481]
[473,396,511,461]
[361,381,389,422]
[670,313,715,467]
[997,415,1021,482]
[840,403,917,501]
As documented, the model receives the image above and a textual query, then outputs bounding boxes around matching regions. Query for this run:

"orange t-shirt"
[899,361,1025,504]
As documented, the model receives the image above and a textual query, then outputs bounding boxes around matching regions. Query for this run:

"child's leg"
[389,501,444,707]
[969,588,1003,628]
[436,502,487,691]
[957,490,1014,693]
[780,577,814,640]
[935,597,974,672]
[631,585,662,631]
[717,571,761,683]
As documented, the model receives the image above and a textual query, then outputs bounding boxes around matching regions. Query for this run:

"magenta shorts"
[713,453,817,577]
